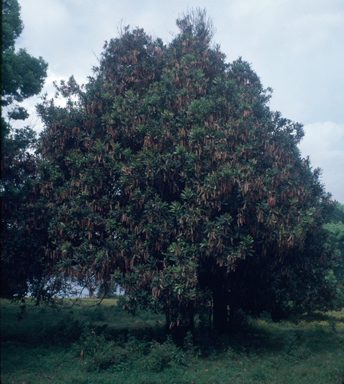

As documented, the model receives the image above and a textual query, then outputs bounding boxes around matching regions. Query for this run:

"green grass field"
[1,298,343,384]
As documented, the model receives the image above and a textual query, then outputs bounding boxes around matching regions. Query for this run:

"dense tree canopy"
[1,0,48,108]
[323,201,344,308]
[1,0,51,299]
[28,10,336,330]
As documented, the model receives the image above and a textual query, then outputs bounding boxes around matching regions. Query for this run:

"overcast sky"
[14,0,344,203]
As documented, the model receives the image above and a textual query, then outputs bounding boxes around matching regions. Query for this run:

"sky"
[13,0,344,203]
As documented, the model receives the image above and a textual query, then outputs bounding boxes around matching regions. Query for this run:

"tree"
[1,0,51,299]
[1,0,47,107]
[36,9,335,332]
[323,201,344,309]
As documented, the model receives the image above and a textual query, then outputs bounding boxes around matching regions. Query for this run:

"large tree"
[1,0,51,299]
[37,10,335,331]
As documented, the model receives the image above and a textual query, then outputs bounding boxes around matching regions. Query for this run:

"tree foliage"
[36,10,335,330]
[1,0,48,108]
[1,0,51,299]
[323,201,344,308]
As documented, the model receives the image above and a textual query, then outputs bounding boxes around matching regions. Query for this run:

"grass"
[1,298,343,384]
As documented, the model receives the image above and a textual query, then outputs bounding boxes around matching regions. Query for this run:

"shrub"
[146,337,185,372]
[37,313,84,346]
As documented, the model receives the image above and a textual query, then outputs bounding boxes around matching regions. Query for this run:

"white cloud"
[217,0,344,124]
[287,12,342,55]
[299,122,344,203]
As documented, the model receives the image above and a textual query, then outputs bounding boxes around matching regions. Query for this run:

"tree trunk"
[165,307,194,342]
[213,291,227,333]
[271,304,286,322]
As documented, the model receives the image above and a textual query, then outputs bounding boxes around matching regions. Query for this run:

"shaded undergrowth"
[1,298,344,383]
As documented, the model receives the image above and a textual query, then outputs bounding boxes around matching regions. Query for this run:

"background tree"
[323,201,344,309]
[37,9,335,332]
[1,0,52,299]
[1,0,47,111]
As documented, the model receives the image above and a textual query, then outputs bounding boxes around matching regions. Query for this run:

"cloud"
[299,122,344,203]
[217,0,344,124]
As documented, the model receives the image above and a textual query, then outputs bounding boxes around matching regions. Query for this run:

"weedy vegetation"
[1,298,343,384]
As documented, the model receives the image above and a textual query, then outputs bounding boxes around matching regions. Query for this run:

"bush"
[75,329,129,371]
[75,326,151,372]
[35,313,84,346]
[146,337,185,372]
